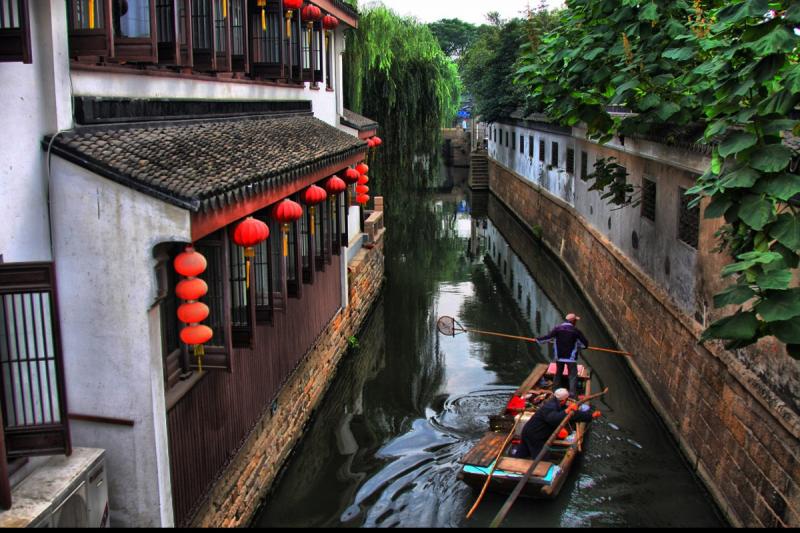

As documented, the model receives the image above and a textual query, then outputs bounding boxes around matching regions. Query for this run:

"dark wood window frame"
[0,262,71,461]
[678,186,699,249]
[641,177,657,222]
[566,147,575,174]
[580,150,588,179]
[228,227,257,348]
[551,141,559,167]
[528,135,533,158]
[538,139,545,163]
[0,0,32,63]
[511,132,516,151]
[519,134,524,155]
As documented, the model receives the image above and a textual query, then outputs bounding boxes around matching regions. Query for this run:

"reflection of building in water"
[484,221,563,339]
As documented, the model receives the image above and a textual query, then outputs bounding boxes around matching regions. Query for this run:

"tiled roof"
[47,114,366,212]
[341,109,378,132]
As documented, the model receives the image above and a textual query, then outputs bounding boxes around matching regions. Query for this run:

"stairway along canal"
[253,177,726,528]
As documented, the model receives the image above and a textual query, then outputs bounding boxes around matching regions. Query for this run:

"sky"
[363,0,566,25]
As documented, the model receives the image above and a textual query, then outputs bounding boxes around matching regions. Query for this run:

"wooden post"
[0,409,11,510]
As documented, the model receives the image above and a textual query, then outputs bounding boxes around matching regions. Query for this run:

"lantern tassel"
[244,247,255,289]
[286,11,292,39]
[262,8,267,31]
[194,344,204,373]
[89,0,95,29]
[283,224,289,257]
[310,206,316,236]
[223,0,227,18]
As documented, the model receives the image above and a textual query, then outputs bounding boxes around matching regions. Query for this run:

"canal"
[253,168,726,528]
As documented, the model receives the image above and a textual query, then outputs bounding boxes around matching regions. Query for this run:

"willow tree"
[344,5,461,192]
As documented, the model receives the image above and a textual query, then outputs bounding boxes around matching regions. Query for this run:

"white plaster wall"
[49,158,191,527]
[0,0,72,263]
[488,120,708,315]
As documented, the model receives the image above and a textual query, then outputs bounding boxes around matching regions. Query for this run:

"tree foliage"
[515,0,800,355]
[344,5,461,191]
[427,18,479,58]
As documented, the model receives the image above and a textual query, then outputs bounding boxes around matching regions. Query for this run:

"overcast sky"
[362,0,565,25]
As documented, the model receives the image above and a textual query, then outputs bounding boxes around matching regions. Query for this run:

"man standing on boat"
[536,313,588,398]
[512,388,600,459]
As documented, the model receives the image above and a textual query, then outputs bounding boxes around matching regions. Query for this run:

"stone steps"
[469,151,489,190]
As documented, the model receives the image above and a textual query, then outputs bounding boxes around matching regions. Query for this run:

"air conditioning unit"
[1,448,110,528]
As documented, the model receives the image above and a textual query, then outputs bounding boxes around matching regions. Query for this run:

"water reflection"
[254,177,725,528]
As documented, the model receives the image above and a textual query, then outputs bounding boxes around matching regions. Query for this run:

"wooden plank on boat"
[514,364,548,397]
[497,458,553,477]
[460,432,507,466]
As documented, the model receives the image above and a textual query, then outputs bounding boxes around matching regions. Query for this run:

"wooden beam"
[310,0,358,28]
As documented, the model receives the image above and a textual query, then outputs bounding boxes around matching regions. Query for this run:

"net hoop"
[436,316,463,337]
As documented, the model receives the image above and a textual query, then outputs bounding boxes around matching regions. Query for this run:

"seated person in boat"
[511,388,601,459]
[536,313,588,398]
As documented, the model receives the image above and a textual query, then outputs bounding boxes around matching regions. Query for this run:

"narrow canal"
[253,167,726,528]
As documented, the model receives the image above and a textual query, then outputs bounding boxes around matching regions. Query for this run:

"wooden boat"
[458,362,593,499]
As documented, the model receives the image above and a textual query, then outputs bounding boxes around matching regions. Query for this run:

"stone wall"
[442,128,471,167]
[189,230,386,527]
[489,160,800,528]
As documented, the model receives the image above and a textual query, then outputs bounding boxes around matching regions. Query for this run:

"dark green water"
[253,172,726,528]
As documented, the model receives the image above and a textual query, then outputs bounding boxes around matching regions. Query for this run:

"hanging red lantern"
[302,184,328,206]
[283,0,303,39]
[322,14,339,30]
[356,194,370,205]
[174,245,211,371]
[176,278,208,301]
[301,4,322,22]
[180,325,214,346]
[344,167,360,184]
[232,217,270,289]
[356,184,369,195]
[325,175,347,195]
[356,162,369,175]
[177,302,210,324]
[358,174,369,185]
[174,247,207,277]
[283,0,302,8]
[272,198,304,257]
[373,136,383,146]
[367,138,375,148]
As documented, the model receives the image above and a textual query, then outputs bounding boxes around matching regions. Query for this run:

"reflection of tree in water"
[459,260,546,386]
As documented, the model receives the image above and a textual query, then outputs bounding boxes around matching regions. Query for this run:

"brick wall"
[489,161,800,528]
[189,231,385,527]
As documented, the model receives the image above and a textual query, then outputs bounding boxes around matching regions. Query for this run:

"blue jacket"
[537,322,588,363]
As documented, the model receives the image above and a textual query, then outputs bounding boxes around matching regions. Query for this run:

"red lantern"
[272,198,303,257]
[177,302,210,324]
[284,0,303,38]
[283,0,302,8]
[174,246,207,277]
[301,4,322,22]
[176,278,208,301]
[232,217,270,289]
[302,184,328,206]
[367,138,375,148]
[322,14,339,30]
[180,325,214,346]
[358,174,369,185]
[356,184,369,195]
[356,162,369,175]
[325,175,347,195]
[373,136,383,146]
[344,167,360,184]
[356,194,370,205]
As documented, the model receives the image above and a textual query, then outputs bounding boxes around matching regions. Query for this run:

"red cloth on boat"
[506,395,526,414]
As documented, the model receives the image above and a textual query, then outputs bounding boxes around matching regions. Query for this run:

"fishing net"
[436,316,459,336]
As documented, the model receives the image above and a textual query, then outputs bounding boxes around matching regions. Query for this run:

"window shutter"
[67,0,115,61]
[0,0,31,63]
[192,234,233,371]
[0,263,71,458]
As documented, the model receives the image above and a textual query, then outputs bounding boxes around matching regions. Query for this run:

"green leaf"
[718,132,758,158]
[584,47,605,61]
[714,284,756,308]
[787,3,800,24]
[756,289,800,322]
[753,173,800,201]
[749,145,793,173]
[638,93,660,111]
[655,102,680,121]
[711,149,722,175]
[770,214,800,250]
[737,251,783,264]
[701,312,760,342]
[759,89,800,116]
[720,167,760,189]
[704,120,728,139]
[747,26,797,55]
[760,119,799,136]
[738,194,775,231]
[769,318,800,344]
[755,270,792,290]
[704,196,732,219]
[639,2,658,21]
[662,47,694,61]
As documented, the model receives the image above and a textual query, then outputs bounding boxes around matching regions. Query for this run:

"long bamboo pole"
[465,417,521,519]
[453,324,633,357]
[488,388,609,528]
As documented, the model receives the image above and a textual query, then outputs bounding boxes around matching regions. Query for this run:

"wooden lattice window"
[0,0,31,63]
[566,148,575,174]
[511,132,516,151]
[528,136,533,158]
[300,204,314,284]
[538,139,545,162]
[0,263,70,459]
[252,214,280,323]
[678,187,699,248]
[227,228,256,348]
[551,141,559,167]
[519,134,524,154]
[642,178,657,221]
[580,150,588,179]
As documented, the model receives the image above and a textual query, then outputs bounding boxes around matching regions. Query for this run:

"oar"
[488,387,609,528]
[465,416,520,520]
[436,316,633,357]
